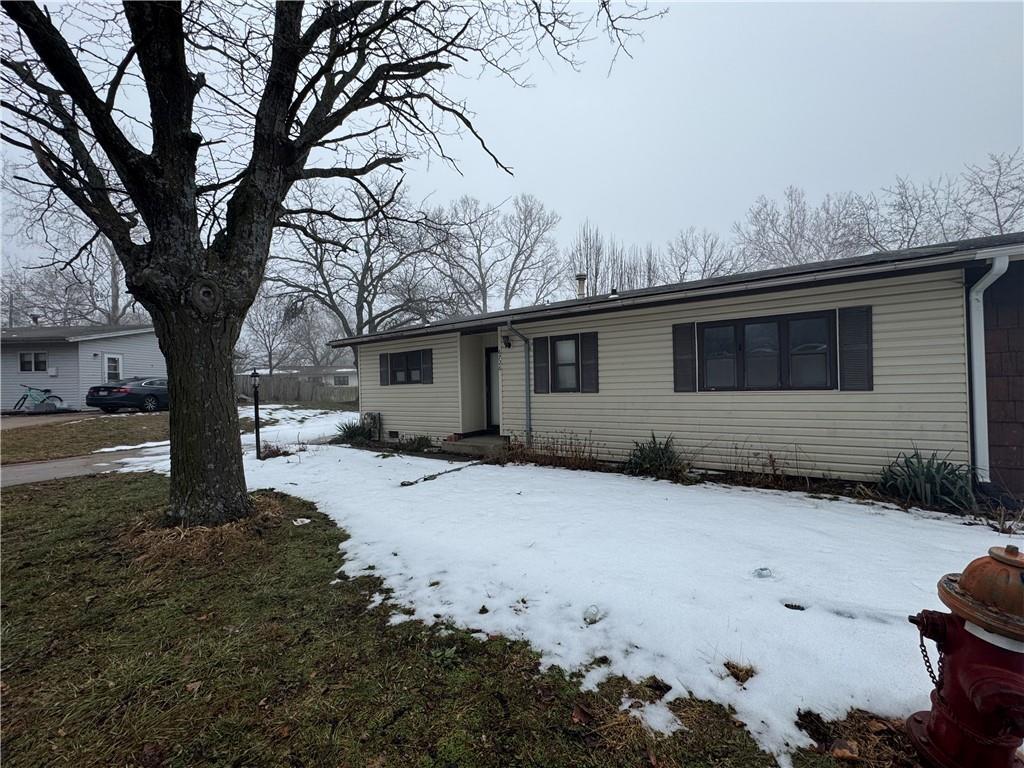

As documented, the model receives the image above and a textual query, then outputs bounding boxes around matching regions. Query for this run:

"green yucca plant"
[333,420,374,446]
[878,450,975,513]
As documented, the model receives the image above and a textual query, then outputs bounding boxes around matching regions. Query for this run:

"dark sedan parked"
[86,377,169,413]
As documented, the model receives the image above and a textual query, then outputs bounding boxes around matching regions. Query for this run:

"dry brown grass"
[724,660,757,685]
[1,412,169,464]
[119,490,289,567]
[794,709,922,768]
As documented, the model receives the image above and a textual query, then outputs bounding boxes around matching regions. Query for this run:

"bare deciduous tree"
[2,0,657,524]
[241,290,299,375]
[433,193,562,313]
[962,148,1024,235]
[271,182,448,336]
[665,227,741,282]
[733,187,864,269]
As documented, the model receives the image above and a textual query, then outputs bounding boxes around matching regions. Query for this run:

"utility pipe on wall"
[968,253,1009,484]
[505,322,532,446]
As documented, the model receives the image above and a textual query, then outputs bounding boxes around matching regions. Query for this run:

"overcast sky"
[406,1,1024,246]
[2,2,1021,264]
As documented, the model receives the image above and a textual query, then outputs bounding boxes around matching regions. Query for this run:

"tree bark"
[152,307,253,526]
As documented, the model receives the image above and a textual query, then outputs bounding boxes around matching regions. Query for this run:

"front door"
[485,347,500,431]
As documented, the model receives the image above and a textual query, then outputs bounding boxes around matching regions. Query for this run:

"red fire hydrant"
[907,544,1024,768]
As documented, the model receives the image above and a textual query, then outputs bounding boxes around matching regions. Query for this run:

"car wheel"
[142,395,159,413]
[101,407,119,414]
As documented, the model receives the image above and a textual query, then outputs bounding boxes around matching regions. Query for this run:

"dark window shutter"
[580,332,599,393]
[420,348,433,384]
[533,337,549,394]
[379,353,389,386]
[672,323,696,392]
[838,306,873,391]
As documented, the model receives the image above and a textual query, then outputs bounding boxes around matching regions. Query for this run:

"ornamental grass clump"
[878,450,975,514]
[623,433,691,483]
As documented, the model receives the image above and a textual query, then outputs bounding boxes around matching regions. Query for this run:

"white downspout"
[968,253,1009,484]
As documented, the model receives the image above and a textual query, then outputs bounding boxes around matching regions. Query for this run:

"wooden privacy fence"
[235,374,358,406]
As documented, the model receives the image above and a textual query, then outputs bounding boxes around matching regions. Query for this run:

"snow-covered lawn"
[118,439,1015,763]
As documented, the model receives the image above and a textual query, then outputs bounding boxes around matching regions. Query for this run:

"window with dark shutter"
[533,337,549,394]
[672,323,696,392]
[838,306,873,391]
[420,348,433,384]
[379,353,389,386]
[580,332,599,393]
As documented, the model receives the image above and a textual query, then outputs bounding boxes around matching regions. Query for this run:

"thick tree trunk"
[152,309,253,526]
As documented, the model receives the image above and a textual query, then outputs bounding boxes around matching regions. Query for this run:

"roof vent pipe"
[575,272,587,299]
[968,252,1010,485]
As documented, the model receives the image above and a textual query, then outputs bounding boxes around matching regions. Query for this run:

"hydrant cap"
[937,544,1024,642]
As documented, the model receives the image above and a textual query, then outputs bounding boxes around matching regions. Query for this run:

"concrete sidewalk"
[1,448,153,487]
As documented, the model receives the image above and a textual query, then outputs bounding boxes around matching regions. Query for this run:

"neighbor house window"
[104,354,122,382]
[378,349,433,386]
[333,374,350,386]
[697,310,837,391]
[19,351,47,372]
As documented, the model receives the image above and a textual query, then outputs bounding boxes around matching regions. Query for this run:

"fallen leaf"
[571,702,595,726]
[829,739,859,761]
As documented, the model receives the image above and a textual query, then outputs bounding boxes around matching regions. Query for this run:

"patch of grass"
[0,412,170,464]
[724,660,757,685]
[1,412,276,465]
[2,473,898,767]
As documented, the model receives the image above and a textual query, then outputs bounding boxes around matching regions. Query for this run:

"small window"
[105,354,122,383]
[333,375,350,386]
[702,325,737,390]
[550,335,579,392]
[19,351,47,372]
[386,348,431,385]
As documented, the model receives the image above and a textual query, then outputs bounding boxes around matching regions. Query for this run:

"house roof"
[0,323,155,344]
[330,232,1024,348]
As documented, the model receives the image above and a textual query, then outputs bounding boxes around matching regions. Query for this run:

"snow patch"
[117,441,1016,759]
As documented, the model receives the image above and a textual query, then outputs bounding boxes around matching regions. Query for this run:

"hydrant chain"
[917,630,942,689]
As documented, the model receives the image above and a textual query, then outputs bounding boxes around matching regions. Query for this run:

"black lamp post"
[250,368,262,460]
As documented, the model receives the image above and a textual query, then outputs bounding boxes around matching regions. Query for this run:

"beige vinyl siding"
[499,269,970,481]
[357,333,461,441]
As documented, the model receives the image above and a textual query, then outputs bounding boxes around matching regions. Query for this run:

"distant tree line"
[4,148,1021,373]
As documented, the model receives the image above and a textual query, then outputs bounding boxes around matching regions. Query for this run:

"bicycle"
[11,384,64,412]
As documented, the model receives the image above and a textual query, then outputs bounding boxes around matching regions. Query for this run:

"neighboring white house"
[1,324,166,411]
